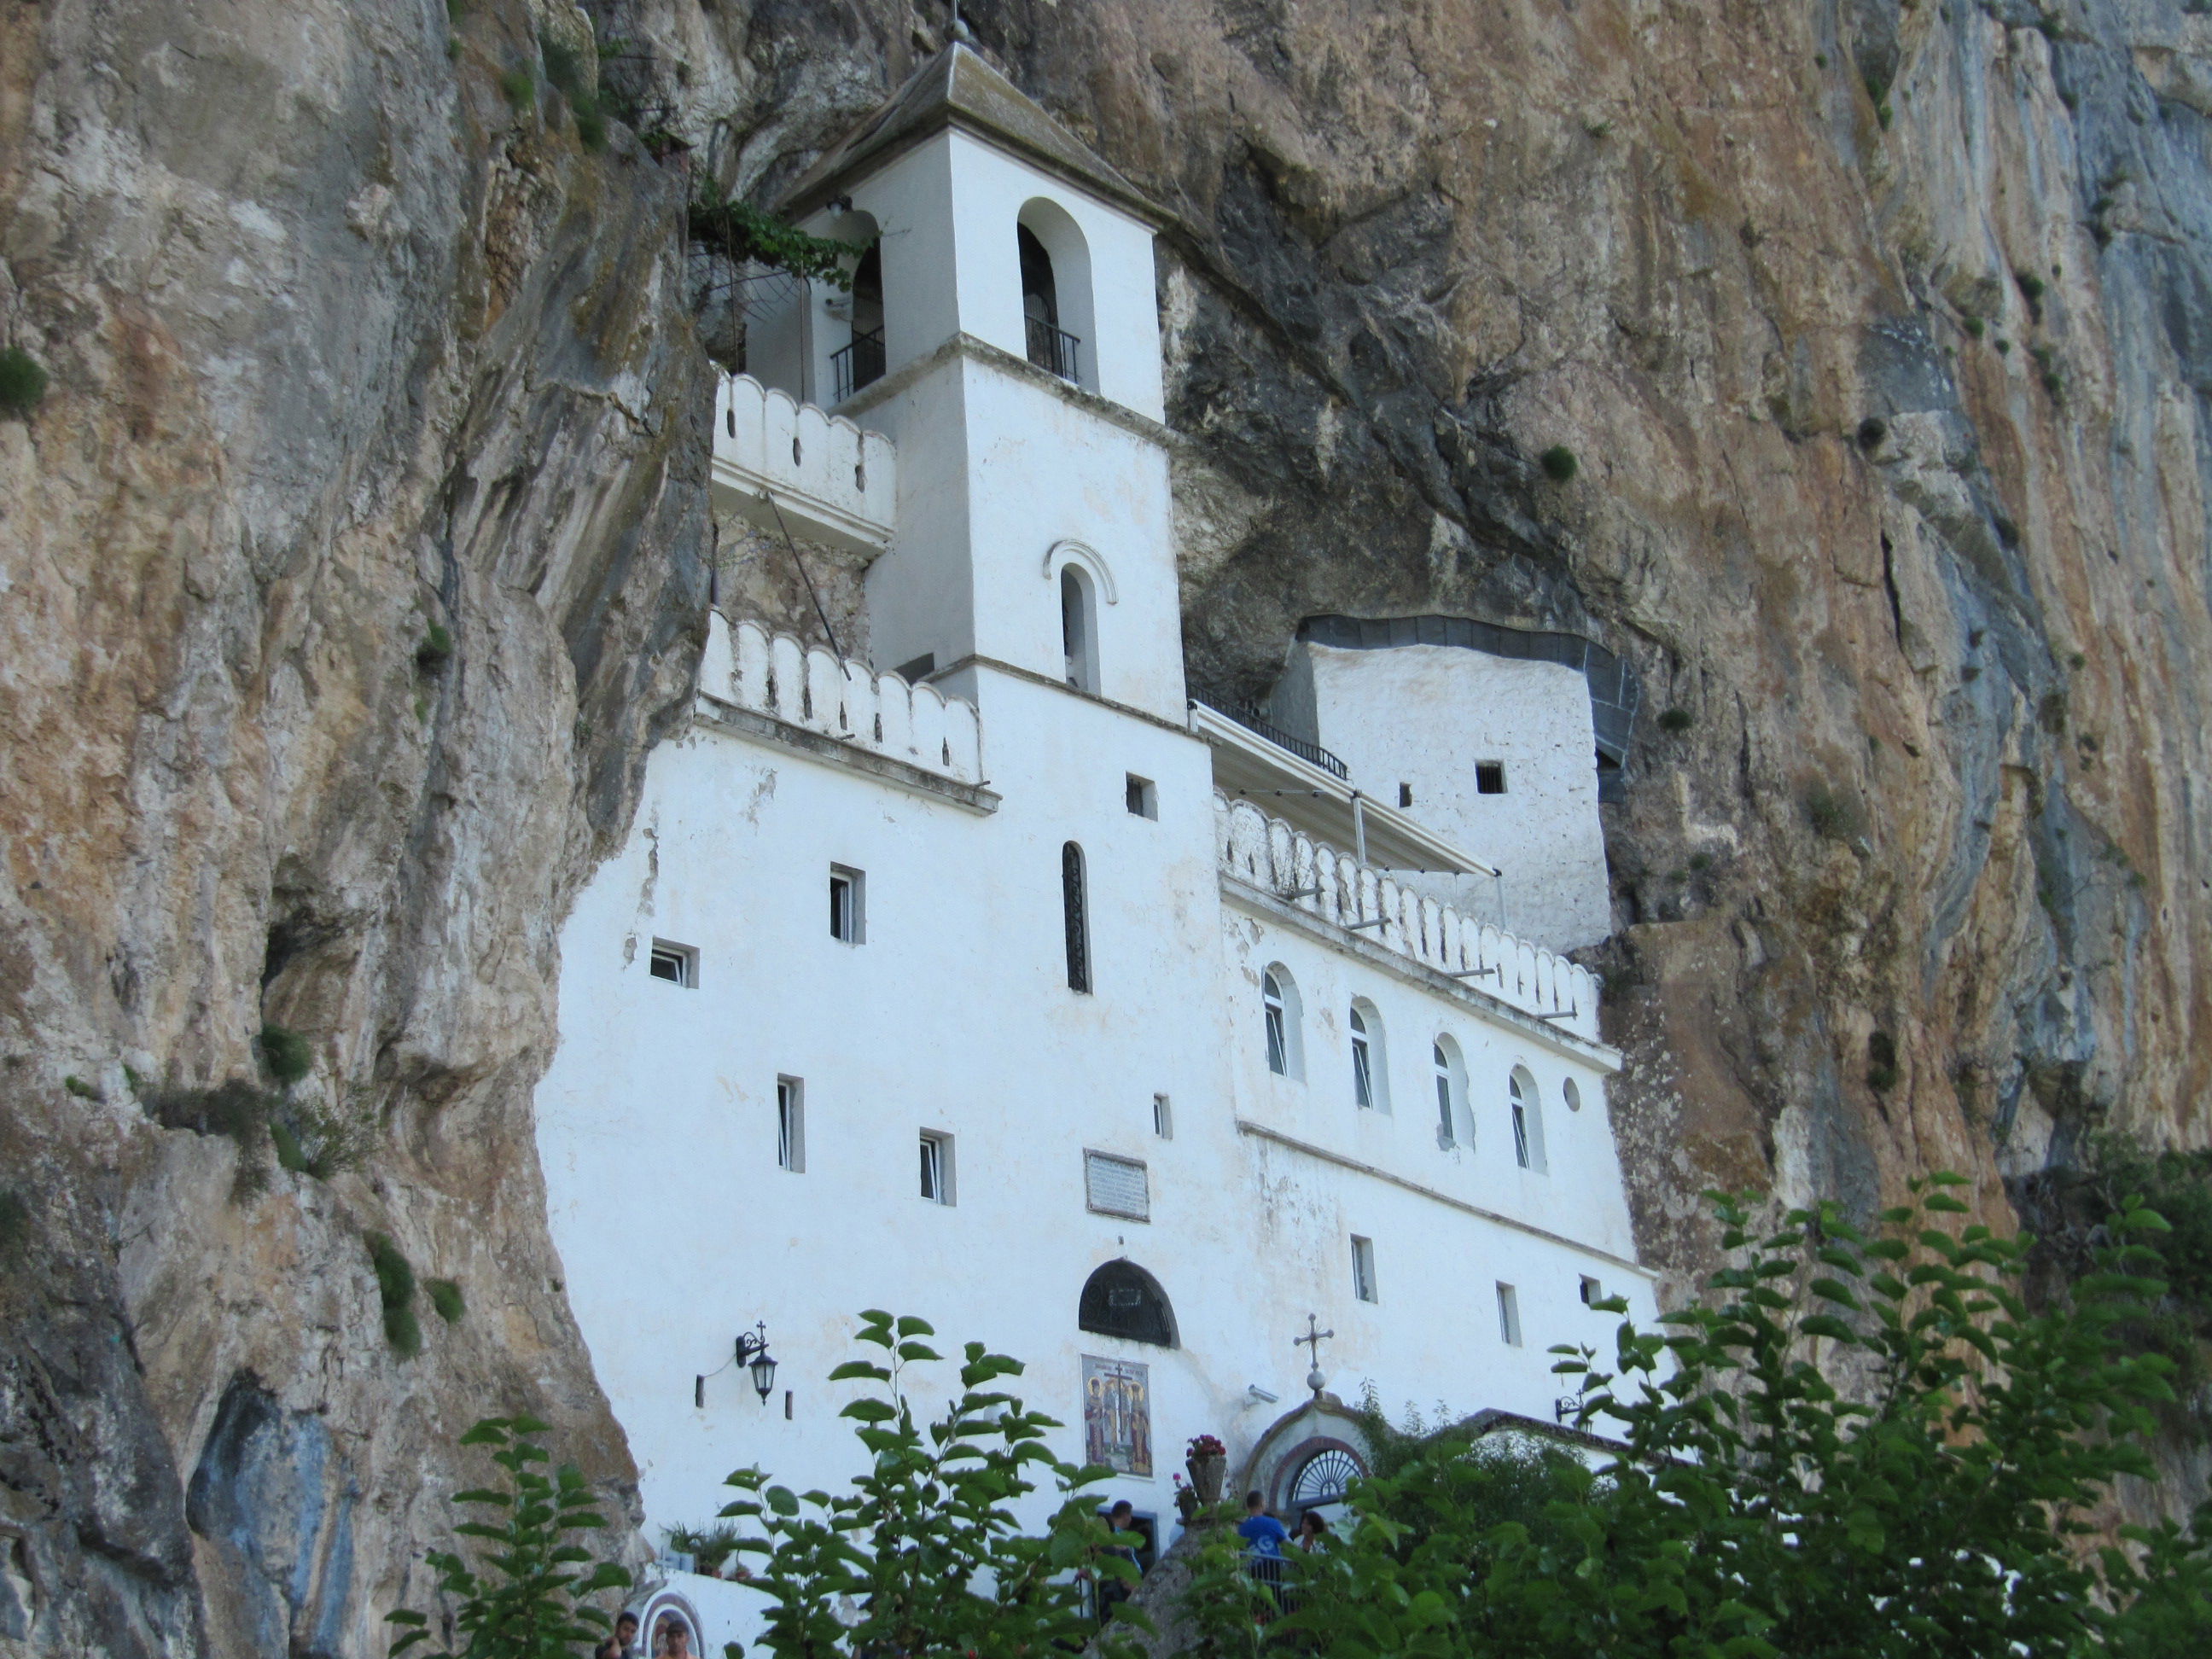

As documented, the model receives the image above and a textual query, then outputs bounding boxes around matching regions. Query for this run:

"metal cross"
[1295,1313,1335,1395]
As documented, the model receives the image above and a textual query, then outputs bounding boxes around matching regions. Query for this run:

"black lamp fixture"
[694,1321,779,1408]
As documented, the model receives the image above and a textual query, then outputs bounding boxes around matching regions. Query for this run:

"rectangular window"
[1062,842,1091,992]
[1579,1274,1602,1307]
[777,1077,806,1173]
[830,865,865,943]
[1496,1282,1522,1347]
[1153,1092,1173,1139]
[1084,1150,1150,1220]
[918,1131,955,1204]
[1125,774,1157,818]
[1351,1235,1378,1303]
[648,940,697,987]
[1398,782,1413,808]
[1476,761,1506,795]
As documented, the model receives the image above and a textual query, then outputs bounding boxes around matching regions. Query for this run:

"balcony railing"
[1227,705,1349,780]
[830,326,885,403]
[1025,317,1081,383]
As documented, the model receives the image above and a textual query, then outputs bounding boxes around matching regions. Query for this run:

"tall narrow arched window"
[1016,200,1093,387]
[1509,1066,1547,1173]
[1350,1007,1374,1108]
[825,212,884,403]
[1348,999,1388,1112]
[1062,841,1091,992]
[1060,564,1098,692]
[1260,964,1304,1080]
[1433,1037,1469,1150]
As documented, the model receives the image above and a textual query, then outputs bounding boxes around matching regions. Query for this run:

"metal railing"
[1227,705,1349,780]
[1025,317,1081,383]
[830,327,885,403]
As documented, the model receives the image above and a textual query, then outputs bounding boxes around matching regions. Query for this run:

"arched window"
[1349,999,1388,1112]
[1260,965,1303,1080]
[1016,200,1094,387]
[1060,563,1098,693]
[1079,1260,1178,1347]
[1433,1037,1469,1150]
[1509,1067,1547,1173]
[1062,842,1091,992]
[827,212,884,402]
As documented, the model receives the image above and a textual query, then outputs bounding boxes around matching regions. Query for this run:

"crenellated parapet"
[701,611,983,787]
[712,374,897,552]
[1215,792,1598,1039]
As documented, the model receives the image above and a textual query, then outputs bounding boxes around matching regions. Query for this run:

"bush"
[1538,444,1577,482]
[258,1023,312,1085]
[147,1079,278,1199]
[387,1415,632,1659]
[1855,416,1888,451]
[62,1074,98,1100]
[0,346,47,417]
[1657,706,1695,734]
[270,1119,309,1173]
[1866,1028,1899,1091]
[1181,1178,2212,1656]
[1803,781,1865,841]
[367,1231,422,1359]
[428,1277,466,1324]
[498,67,535,111]
[415,623,453,672]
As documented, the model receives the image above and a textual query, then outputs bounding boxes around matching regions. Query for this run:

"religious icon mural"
[1081,1354,1152,1476]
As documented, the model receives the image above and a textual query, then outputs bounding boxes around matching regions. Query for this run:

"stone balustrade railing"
[713,373,896,549]
[1215,792,1598,1040]
[701,612,983,786]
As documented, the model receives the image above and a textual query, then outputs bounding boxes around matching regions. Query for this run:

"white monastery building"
[533,44,1652,1649]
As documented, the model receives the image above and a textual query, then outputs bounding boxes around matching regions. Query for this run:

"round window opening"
[1563,1077,1583,1112]
[1289,1447,1365,1510]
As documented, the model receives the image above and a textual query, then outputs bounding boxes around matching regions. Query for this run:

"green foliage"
[1963,313,1986,339]
[1855,416,1888,451]
[387,1414,632,1658]
[259,1022,313,1085]
[1803,780,1864,841]
[1537,444,1577,482]
[368,1231,422,1359]
[148,1079,278,1199]
[539,32,608,153]
[1866,1028,1899,1091]
[417,623,455,672]
[445,0,472,20]
[0,1187,30,1259]
[2017,268,2047,319]
[716,1308,1145,1659]
[689,198,873,290]
[0,346,47,416]
[1183,1179,2210,1658]
[498,67,536,113]
[271,1119,309,1173]
[428,1277,468,1324]
[62,1074,98,1100]
[1656,706,1695,734]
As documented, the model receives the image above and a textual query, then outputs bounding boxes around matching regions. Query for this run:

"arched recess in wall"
[1261,963,1305,1081]
[1016,197,1097,389]
[826,209,884,401]
[1079,1260,1179,1347]
[1508,1064,1548,1173]
[1432,1034,1470,1150]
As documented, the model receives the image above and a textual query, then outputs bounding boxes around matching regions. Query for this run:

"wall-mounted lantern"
[695,1321,778,1409]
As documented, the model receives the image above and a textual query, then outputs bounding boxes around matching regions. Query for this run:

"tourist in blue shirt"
[1236,1490,1289,1557]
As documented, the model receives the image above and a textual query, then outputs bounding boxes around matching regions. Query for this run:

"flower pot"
[1186,1452,1226,1505]
[1175,1485,1201,1522]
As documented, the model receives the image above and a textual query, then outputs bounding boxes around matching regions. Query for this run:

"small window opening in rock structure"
[918,1131,955,1204]
[777,1076,806,1173]
[830,865,866,943]
[1476,761,1506,795]
[894,653,935,683]
[1126,773,1157,819]
[1398,782,1413,807]
[649,940,697,987]
[1351,1235,1379,1303]
[1496,1282,1522,1346]
[1579,1274,1601,1307]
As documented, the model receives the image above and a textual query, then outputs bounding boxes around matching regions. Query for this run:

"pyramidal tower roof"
[777,43,1163,226]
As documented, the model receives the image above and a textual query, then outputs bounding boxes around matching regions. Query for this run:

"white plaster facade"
[532,46,1650,1653]
[1272,642,1615,952]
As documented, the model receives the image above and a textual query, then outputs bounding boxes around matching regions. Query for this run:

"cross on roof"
[1295,1313,1335,1396]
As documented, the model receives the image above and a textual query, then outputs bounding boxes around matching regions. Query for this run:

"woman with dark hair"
[1295,1510,1331,1550]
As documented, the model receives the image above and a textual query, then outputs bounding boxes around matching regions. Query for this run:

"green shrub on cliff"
[0,346,46,417]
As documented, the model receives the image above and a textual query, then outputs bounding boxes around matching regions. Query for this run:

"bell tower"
[744,45,1184,723]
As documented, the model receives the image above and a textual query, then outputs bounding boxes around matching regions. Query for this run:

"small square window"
[1397,782,1413,808]
[1152,1092,1173,1140]
[777,1077,806,1173]
[918,1131,955,1204]
[830,865,865,943]
[1476,761,1506,795]
[1351,1235,1378,1303]
[648,940,697,987]
[1579,1274,1602,1307]
[1125,774,1158,819]
[1496,1282,1522,1347]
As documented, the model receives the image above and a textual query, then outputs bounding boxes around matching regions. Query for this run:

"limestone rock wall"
[6,0,2212,1653]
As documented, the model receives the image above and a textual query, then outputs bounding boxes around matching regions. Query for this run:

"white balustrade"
[713,374,896,549]
[1214,791,1598,1039]
[701,612,984,789]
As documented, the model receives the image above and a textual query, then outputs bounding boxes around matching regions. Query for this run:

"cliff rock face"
[3,0,2209,1652]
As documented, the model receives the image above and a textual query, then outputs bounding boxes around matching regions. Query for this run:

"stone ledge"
[694,696,1001,814]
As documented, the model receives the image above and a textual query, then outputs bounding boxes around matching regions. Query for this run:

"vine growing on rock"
[687,198,872,291]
